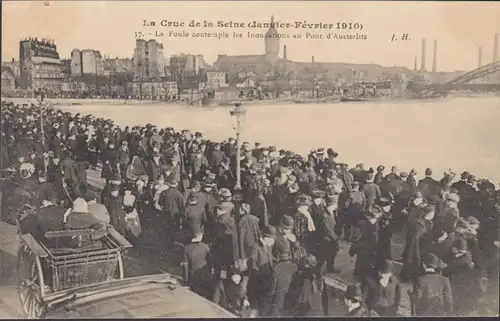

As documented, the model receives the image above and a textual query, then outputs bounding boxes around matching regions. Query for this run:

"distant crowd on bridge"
[1,99,499,317]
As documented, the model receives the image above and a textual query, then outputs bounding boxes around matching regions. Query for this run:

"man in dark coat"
[442,237,486,316]
[400,205,435,285]
[267,244,298,316]
[209,143,225,169]
[182,228,213,299]
[418,168,439,199]
[159,178,185,242]
[409,253,453,316]
[349,207,382,282]
[105,184,127,235]
[237,203,260,260]
[247,225,276,316]
[182,191,207,240]
[212,202,239,280]
[146,152,164,183]
[363,172,382,212]
[316,196,340,273]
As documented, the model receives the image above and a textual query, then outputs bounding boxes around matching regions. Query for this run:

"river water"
[6,97,500,184]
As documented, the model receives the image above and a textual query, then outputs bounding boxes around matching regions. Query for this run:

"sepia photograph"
[1,0,499,318]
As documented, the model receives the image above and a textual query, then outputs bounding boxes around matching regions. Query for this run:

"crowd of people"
[0,99,499,317]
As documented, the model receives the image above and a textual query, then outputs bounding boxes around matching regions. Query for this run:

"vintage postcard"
[1,0,499,318]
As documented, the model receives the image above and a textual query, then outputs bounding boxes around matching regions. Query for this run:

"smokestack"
[312,56,315,64]
[420,39,426,71]
[432,39,437,73]
[478,46,483,67]
[414,56,418,71]
[494,33,499,62]
[283,45,287,60]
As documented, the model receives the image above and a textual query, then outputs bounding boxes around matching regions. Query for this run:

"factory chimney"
[414,56,417,71]
[494,33,499,62]
[312,56,315,64]
[283,45,287,60]
[478,46,483,68]
[432,39,437,73]
[420,39,426,71]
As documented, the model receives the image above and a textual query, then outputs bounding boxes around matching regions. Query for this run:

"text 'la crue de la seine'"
[141,19,367,40]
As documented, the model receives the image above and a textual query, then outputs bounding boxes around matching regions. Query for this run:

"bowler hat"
[377,259,392,274]
[295,194,311,206]
[461,171,470,180]
[423,253,444,269]
[218,188,232,198]
[345,284,365,302]
[280,215,294,230]
[167,179,178,187]
[261,225,277,238]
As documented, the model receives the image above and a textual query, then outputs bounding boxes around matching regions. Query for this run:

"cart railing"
[18,226,131,296]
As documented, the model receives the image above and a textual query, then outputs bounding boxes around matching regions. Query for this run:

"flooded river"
[7,97,500,184]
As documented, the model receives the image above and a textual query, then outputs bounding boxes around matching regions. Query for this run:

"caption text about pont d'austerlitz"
[136,19,368,40]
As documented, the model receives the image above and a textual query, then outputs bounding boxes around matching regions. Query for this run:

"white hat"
[72,198,89,213]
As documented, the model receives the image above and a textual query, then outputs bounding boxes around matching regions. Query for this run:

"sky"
[2,1,500,72]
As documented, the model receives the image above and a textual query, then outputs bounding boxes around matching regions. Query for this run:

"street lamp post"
[36,89,46,150]
[230,102,246,191]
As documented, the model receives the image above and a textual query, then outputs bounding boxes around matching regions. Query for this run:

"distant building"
[129,80,177,99]
[206,71,228,89]
[133,39,165,81]
[102,57,133,75]
[2,59,20,78]
[169,54,207,80]
[71,49,104,76]
[19,38,64,91]
[213,16,280,75]
[1,66,16,94]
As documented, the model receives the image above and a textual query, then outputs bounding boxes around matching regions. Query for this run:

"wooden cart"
[16,226,132,318]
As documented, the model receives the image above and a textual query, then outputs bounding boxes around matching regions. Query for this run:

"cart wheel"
[17,244,46,319]
[114,254,125,280]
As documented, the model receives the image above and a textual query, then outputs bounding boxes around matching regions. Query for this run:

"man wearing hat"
[158,178,185,242]
[409,253,453,316]
[237,203,260,260]
[350,205,382,282]
[104,184,127,236]
[363,172,382,212]
[441,237,487,316]
[146,151,165,183]
[363,259,402,316]
[247,225,276,316]
[267,232,298,316]
[182,191,207,240]
[344,284,378,316]
[182,227,213,299]
[273,215,304,264]
[316,196,340,273]
[418,168,439,199]
[212,202,239,281]
[400,204,436,284]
